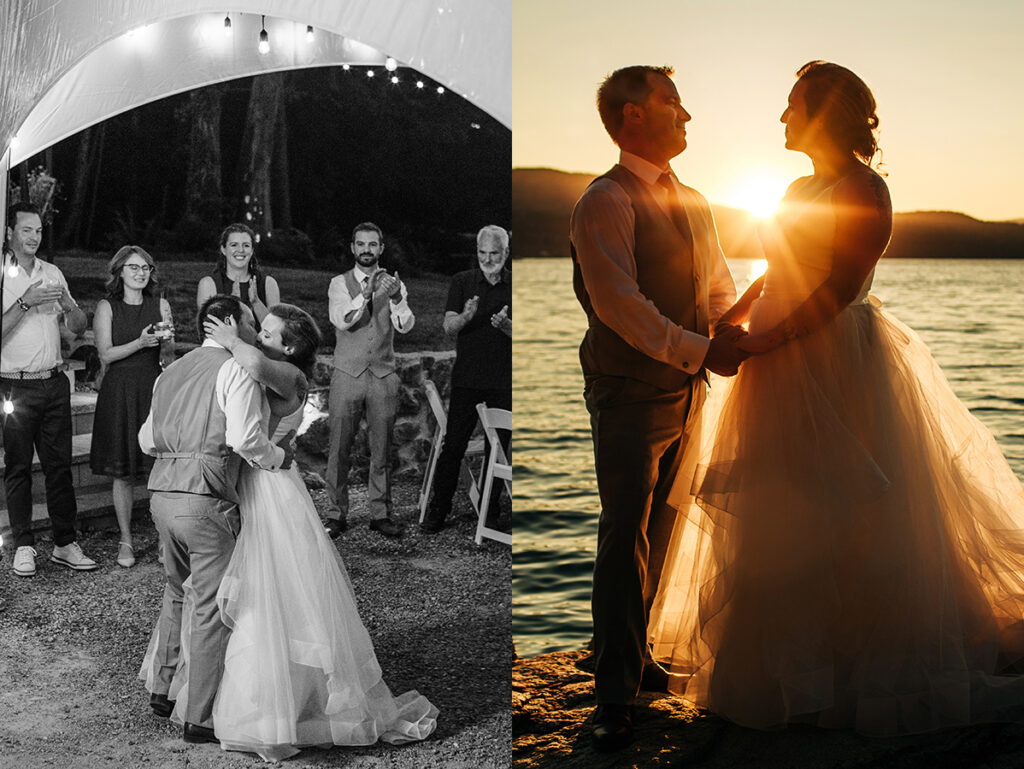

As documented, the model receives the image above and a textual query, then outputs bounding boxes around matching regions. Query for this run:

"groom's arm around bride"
[568,64,745,751]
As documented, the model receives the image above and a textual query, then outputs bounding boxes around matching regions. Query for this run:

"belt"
[0,367,63,380]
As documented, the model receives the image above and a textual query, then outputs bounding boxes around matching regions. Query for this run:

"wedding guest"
[196,223,280,324]
[2,202,98,577]
[322,222,414,539]
[90,246,174,568]
[421,225,511,533]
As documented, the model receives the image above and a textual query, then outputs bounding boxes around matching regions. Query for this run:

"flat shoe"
[117,542,135,568]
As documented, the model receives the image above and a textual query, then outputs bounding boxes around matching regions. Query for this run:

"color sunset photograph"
[511,1,1024,766]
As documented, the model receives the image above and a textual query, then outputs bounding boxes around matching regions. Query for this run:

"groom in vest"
[323,222,415,539]
[571,65,747,750]
[139,294,293,744]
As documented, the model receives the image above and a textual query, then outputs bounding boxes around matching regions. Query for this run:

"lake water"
[513,256,1024,658]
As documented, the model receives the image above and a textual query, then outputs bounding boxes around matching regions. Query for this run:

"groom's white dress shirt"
[139,339,284,471]
[329,270,415,332]
[571,150,736,376]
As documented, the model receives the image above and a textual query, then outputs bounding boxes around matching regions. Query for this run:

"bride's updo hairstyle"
[796,61,880,165]
[267,303,322,379]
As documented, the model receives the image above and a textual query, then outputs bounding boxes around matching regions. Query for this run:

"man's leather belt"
[0,367,62,380]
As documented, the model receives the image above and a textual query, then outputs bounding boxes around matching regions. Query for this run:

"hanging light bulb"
[305,25,314,42]
[385,57,398,72]
[391,76,399,85]
[342,63,351,71]
[223,14,232,36]
[3,398,13,415]
[258,15,270,54]
[416,80,424,89]
[437,86,445,94]
[366,69,375,78]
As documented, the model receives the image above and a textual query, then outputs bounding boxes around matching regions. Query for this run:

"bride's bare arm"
[204,317,308,406]
[715,275,765,332]
[739,172,891,353]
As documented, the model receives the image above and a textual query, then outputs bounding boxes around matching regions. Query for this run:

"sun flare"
[727,172,789,219]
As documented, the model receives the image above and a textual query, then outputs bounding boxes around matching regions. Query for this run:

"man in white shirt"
[570,65,747,750]
[2,202,96,577]
[323,222,414,539]
[138,294,293,743]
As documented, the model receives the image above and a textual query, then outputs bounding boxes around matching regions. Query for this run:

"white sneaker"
[50,541,99,571]
[13,546,37,577]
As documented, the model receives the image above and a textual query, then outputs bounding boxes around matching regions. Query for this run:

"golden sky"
[513,0,1024,221]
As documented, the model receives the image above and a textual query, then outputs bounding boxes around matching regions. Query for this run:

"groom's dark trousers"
[586,376,691,704]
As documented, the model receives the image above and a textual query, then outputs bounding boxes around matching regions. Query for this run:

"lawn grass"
[51,253,455,352]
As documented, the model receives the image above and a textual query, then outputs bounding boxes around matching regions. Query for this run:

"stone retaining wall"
[297,351,460,484]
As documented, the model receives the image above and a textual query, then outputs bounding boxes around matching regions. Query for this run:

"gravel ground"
[0,477,511,768]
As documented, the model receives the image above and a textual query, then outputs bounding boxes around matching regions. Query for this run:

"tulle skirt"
[649,294,1024,735]
[140,465,437,760]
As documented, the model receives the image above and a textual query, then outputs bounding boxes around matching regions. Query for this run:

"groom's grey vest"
[147,346,241,503]
[571,164,699,392]
[332,269,397,378]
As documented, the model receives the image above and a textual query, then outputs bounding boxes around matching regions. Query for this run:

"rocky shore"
[513,651,1024,769]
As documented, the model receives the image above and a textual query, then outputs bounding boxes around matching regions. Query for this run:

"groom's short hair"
[197,294,245,339]
[597,65,675,142]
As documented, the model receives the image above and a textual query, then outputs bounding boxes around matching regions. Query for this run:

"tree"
[236,72,286,237]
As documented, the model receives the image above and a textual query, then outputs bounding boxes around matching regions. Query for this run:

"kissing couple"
[574,61,1024,751]
[137,294,437,761]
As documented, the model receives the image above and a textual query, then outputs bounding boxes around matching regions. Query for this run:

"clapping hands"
[491,304,511,336]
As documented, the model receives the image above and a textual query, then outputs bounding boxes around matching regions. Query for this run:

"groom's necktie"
[657,172,694,251]
[363,277,374,314]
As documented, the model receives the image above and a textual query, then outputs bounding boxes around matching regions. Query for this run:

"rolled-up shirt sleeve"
[328,276,361,331]
[390,279,415,333]
[571,182,711,375]
[217,359,284,470]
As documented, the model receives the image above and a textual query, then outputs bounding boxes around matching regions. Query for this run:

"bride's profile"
[140,303,437,760]
[649,60,1024,736]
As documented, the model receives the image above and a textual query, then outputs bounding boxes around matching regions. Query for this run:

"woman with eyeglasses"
[90,246,174,568]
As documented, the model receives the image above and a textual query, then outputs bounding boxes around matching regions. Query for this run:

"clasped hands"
[361,269,403,304]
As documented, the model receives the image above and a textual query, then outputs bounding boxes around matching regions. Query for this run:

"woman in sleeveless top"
[196,223,280,325]
[90,246,174,568]
[140,304,437,760]
[649,61,1024,735]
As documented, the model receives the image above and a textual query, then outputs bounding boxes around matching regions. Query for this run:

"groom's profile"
[570,64,745,750]
[139,294,293,743]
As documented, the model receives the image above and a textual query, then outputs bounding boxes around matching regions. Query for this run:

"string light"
[258,15,270,54]
[385,57,398,72]
[436,86,445,94]
[366,69,375,78]
[305,25,314,42]
[416,80,424,89]
[391,76,399,84]
[342,63,351,71]
[223,14,232,36]
[2,398,13,415]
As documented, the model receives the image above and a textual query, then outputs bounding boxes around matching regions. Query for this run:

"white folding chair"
[418,379,484,522]
[473,402,512,545]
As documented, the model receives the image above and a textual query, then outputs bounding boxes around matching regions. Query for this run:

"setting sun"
[725,172,789,219]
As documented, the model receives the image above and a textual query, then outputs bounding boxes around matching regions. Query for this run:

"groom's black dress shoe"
[149,692,175,718]
[322,517,347,539]
[370,519,403,538]
[183,722,218,744]
[591,704,634,752]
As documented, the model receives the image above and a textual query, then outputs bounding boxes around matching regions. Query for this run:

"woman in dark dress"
[91,246,174,568]
[195,223,280,325]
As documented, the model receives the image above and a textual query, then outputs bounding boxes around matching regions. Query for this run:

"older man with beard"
[421,225,511,534]
[323,222,414,539]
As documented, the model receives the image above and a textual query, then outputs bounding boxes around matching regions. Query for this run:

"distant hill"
[512,167,1024,260]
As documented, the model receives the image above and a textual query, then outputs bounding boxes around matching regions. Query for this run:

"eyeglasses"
[124,264,154,273]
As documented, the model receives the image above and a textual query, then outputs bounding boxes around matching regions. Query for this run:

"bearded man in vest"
[570,65,748,751]
[138,294,294,744]
[323,222,414,539]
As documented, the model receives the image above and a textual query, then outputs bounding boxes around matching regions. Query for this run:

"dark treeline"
[10,66,510,275]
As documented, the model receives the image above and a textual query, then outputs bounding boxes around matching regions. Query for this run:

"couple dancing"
[137,295,437,760]
[573,61,1024,751]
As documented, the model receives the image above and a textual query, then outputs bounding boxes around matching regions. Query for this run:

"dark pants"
[428,386,512,521]
[1,374,78,548]
[586,375,692,705]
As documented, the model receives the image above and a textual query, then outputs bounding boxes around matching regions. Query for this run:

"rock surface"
[513,651,1024,768]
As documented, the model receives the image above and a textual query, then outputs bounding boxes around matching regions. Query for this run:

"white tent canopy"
[0,0,509,220]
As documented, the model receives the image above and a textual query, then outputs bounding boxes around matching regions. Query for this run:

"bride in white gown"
[648,61,1024,736]
[140,304,437,760]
